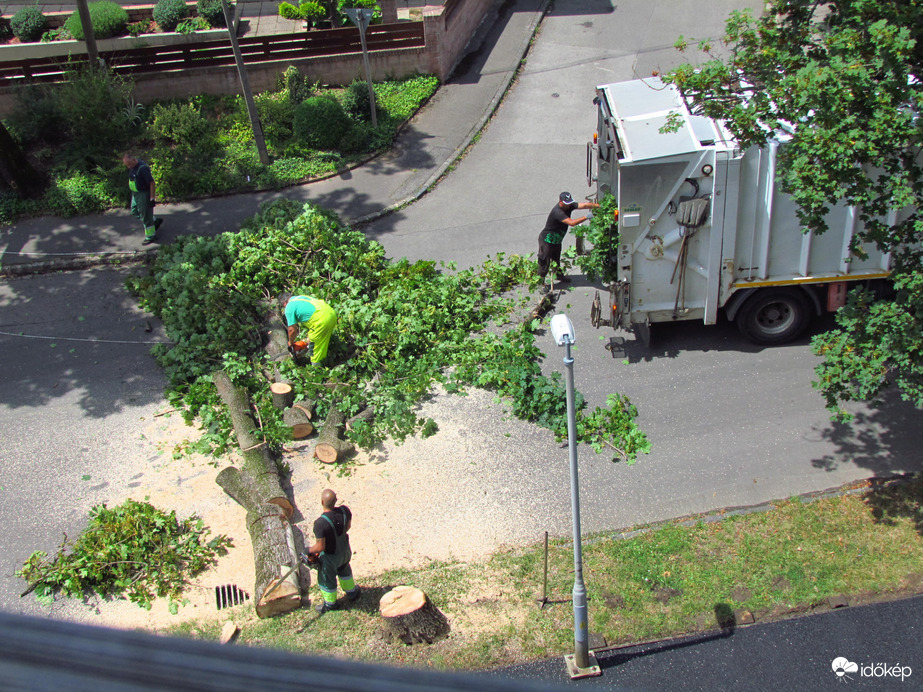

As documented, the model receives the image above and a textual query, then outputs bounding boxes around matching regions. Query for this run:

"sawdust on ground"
[61,386,560,632]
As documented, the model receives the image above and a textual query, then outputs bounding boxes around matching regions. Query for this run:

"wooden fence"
[0,22,425,86]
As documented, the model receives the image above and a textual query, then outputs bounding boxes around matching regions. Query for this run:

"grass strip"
[166,474,923,670]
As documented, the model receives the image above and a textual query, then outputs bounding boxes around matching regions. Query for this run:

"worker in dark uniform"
[307,489,360,614]
[537,191,599,291]
[122,153,162,245]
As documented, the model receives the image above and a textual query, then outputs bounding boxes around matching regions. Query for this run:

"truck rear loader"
[587,78,907,345]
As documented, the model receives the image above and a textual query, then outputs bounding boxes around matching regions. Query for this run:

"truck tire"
[736,288,811,345]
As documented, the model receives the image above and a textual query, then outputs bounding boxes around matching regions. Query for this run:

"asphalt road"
[361,0,923,531]
[489,594,923,691]
[0,268,169,618]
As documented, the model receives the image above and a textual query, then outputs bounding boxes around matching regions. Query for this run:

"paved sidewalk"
[0,0,550,273]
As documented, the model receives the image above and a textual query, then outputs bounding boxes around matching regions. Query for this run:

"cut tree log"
[314,406,355,464]
[213,368,302,617]
[270,382,295,409]
[212,370,293,517]
[250,502,302,618]
[291,423,314,439]
[216,466,293,519]
[282,400,314,427]
[379,586,450,644]
[346,406,375,432]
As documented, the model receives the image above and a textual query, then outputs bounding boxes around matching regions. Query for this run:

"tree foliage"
[17,500,231,611]
[130,200,649,463]
[665,0,923,417]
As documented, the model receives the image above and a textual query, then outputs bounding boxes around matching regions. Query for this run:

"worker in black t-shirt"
[537,191,600,291]
[307,488,361,614]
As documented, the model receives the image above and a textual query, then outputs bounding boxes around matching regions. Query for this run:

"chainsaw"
[288,340,313,359]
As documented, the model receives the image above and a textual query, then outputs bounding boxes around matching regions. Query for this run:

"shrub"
[293,95,350,149]
[11,6,48,42]
[342,79,372,122]
[150,101,216,154]
[56,64,133,159]
[64,1,129,41]
[282,65,314,106]
[153,0,190,33]
[338,121,374,155]
[197,0,227,27]
[279,2,324,23]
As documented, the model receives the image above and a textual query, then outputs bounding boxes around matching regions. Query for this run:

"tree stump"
[270,382,295,409]
[379,586,450,644]
[314,406,354,464]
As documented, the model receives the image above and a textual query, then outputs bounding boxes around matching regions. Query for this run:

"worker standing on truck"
[282,294,338,365]
[538,191,599,291]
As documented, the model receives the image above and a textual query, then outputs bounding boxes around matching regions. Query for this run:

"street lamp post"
[550,314,601,679]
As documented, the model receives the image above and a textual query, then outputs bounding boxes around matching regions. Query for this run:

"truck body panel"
[591,78,896,341]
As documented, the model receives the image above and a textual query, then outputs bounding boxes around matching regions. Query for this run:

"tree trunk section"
[215,466,293,519]
[314,406,354,464]
[270,382,294,409]
[379,586,450,644]
[212,370,293,516]
[346,406,375,431]
[249,502,302,618]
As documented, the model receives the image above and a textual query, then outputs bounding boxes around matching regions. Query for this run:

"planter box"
[0,3,237,61]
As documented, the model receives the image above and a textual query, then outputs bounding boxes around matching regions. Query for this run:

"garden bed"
[0,2,238,59]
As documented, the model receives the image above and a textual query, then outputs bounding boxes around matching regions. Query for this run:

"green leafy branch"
[17,500,232,612]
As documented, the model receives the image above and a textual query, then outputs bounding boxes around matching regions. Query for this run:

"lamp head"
[550,314,576,346]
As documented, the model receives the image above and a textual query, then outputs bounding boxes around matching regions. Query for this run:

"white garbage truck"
[586,78,900,344]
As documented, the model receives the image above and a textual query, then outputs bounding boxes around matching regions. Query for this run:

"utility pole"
[75,0,100,63]
[221,0,270,166]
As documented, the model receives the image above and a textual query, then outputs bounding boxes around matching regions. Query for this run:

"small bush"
[279,2,324,23]
[282,65,314,106]
[197,0,227,27]
[64,1,129,41]
[11,6,48,42]
[342,80,372,122]
[338,121,375,155]
[150,101,216,154]
[153,0,190,33]
[278,2,301,20]
[293,95,350,149]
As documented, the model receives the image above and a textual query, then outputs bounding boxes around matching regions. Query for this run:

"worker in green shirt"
[283,295,338,364]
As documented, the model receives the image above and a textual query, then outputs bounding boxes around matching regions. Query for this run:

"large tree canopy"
[665,0,923,418]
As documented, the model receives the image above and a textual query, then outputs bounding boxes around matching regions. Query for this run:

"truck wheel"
[736,288,811,345]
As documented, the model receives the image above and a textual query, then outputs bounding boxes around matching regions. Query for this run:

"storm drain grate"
[215,584,250,611]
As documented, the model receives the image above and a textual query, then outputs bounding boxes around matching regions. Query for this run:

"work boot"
[142,236,157,246]
[347,586,362,602]
[315,600,338,614]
